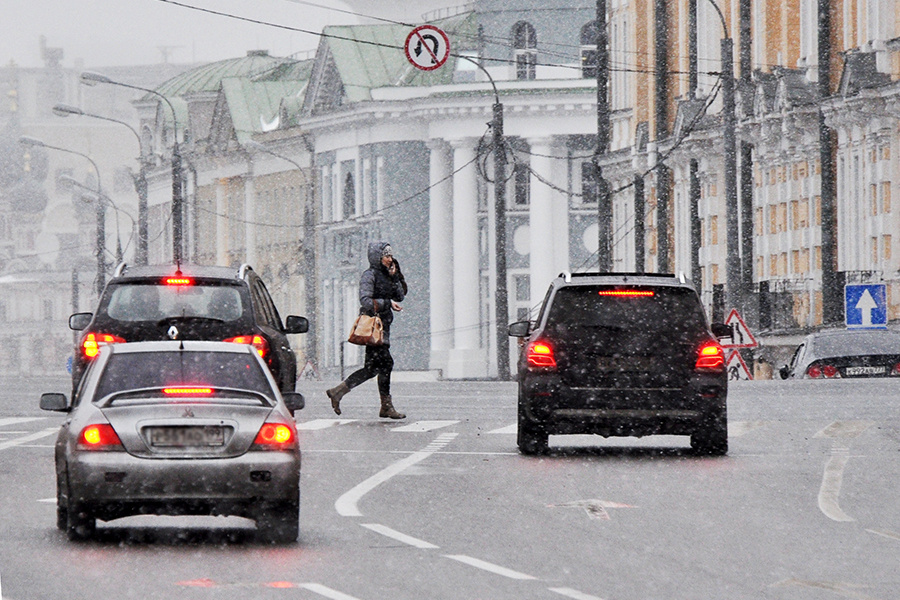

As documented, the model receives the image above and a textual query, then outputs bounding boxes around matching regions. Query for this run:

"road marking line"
[0,427,58,452]
[814,420,874,439]
[335,433,457,517]
[0,417,46,428]
[391,420,459,432]
[297,419,356,430]
[444,554,536,580]
[772,578,880,600]
[728,421,769,437]
[549,587,607,600]
[818,446,854,522]
[360,523,439,549]
[487,424,517,434]
[866,528,900,541]
[298,582,362,600]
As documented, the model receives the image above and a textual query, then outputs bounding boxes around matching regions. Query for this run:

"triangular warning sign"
[722,309,758,348]
[725,350,753,380]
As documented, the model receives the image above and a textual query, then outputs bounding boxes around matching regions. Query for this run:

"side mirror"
[779,365,790,380]
[282,392,305,414]
[508,321,531,338]
[711,323,731,339]
[69,312,93,331]
[285,315,309,334]
[40,392,69,412]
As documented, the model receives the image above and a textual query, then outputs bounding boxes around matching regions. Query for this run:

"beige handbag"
[348,310,384,346]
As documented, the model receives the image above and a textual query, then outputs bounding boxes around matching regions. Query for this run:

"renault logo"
[167,325,180,340]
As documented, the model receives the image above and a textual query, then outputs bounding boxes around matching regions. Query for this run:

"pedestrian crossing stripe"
[391,421,459,432]
[296,419,355,430]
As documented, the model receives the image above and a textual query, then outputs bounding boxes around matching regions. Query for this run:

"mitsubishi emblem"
[182,407,195,418]
[167,325,180,340]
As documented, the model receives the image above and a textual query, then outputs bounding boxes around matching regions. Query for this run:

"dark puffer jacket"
[359,241,406,345]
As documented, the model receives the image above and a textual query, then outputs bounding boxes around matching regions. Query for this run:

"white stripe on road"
[390,420,459,433]
[335,433,457,517]
[487,424,517,434]
[444,554,536,580]
[728,421,769,437]
[297,419,356,430]
[0,417,46,428]
[360,523,439,549]
[0,428,58,452]
[549,587,608,600]
[298,583,362,600]
[818,446,854,522]
[866,528,900,541]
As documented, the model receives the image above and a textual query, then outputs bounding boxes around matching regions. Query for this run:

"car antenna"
[174,259,182,277]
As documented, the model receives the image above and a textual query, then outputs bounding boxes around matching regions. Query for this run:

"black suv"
[508,272,730,456]
[69,264,308,393]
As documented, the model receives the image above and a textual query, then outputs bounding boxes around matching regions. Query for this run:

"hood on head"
[368,241,390,268]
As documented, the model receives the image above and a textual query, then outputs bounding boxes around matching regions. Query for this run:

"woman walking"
[326,241,407,419]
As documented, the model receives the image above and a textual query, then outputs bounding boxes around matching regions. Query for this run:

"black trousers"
[345,344,394,397]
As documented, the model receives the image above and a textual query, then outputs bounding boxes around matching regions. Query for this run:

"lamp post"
[244,140,317,365]
[53,103,149,265]
[80,71,184,265]
[703,0,739,314]
[20,136,107,296]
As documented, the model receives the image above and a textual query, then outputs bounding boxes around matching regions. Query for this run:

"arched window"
[512,21,537,80]
[580,21,600,79]
[342,172,355,220]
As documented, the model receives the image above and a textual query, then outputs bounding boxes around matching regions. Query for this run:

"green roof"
[153,51,304,98]
[221,76,309,144]
[322,11,477,103]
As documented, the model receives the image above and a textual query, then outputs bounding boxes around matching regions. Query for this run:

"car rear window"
[94,351,272,400]
[546,286,709,338]
[105,283,244,322]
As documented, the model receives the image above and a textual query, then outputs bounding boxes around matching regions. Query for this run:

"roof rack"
[238,264,253,280]
[561,271,680,282]
[113,263,128,278]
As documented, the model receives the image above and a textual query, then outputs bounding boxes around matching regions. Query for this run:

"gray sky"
[1,0,361,68]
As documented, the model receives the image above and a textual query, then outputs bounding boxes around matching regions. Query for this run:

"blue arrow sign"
[845,284,887,329]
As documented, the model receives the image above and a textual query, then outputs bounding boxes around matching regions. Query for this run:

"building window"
[512,21,537,80]
[580,21,599,79]
[342,172,355,220]
[514,162,530,206]
[581,162,599,204]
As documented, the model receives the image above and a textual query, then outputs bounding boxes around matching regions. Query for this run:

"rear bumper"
[66,451,300,519]
[519,374,726,437]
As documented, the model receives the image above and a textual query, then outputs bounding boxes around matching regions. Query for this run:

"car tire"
[691,403,728,456]
[66,501,96,541]
[517,401,548,456]
[256,501,299,543]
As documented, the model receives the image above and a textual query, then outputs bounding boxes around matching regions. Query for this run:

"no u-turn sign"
[405,25,450,71]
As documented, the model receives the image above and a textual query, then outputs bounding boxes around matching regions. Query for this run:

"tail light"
[224,335,268,358]
[252,422,297,449]
[695,342,725,371]
[164,276,193,286]
[526,340,557,369]
[77,423,123,451]
[81,332,126,359]
[807,364,841,378]
[892,363,900,376]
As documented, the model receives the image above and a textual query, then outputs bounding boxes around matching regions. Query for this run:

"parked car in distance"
[40,340,304,543]
[68,263,308,394]
[509,272,731,456]
[779,328,900,379]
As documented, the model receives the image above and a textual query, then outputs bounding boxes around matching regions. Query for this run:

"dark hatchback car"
[509,272,730,456]
[69,264,308,394]
[779,328,900,379]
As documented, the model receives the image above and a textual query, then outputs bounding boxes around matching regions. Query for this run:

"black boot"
[379,394,405,419]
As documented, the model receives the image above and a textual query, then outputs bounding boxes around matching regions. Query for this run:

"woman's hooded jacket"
[359,241,406,345]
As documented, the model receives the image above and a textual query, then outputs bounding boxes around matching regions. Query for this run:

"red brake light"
[224,335,268,358]
[526,341,557,368]
[81,332,126,359]
[598,290,655,297]
[164,276,193,286]
[162,387,213,396]
[77,424,122,450]
[892,363,900,376]
[253,423,295,447]
[695,342,725,371]
[807,365,822,378]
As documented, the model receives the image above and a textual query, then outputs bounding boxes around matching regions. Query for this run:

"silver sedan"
[40,340,304,543]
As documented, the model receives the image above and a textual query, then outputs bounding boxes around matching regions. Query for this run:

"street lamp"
[19,136,107,296]
[52,103,150,265]
[244,140,317,366]
[702,0,739,315]
[80,71,184,265]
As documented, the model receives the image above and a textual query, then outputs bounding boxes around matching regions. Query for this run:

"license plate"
[845,365,886,377]
[149,426,224,447]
